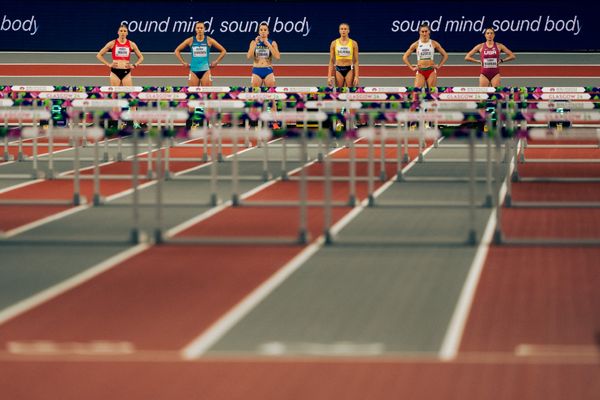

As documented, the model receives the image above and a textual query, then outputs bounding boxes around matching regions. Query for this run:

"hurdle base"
[93,194,105,206]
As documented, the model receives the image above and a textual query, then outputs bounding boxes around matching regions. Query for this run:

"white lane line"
[181,240,324,359]
[330,139,438,237]
[0,243,149,326]
[181,139,437,359]
[0,179,45,194]
[438,140,517,360]
[166,138,324,237]
[0,136,217,235]
[2,205,88,238]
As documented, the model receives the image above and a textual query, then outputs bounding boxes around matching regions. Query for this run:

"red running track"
[0,149,404,349]
[0,139,233,232]
[0,360,598,400]
[460,140,600,370]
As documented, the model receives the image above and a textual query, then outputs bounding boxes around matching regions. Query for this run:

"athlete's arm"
[434,41,448,69]
[327,40,336,85]
[208,37,227,67]
[96,41,114,68]
[267,40,281,60]
[352,40,360,86]
[498,43,516,63]
[402,42,418,71]
[130,41,144,68]
[247,40,256,60]
[465,43,483,64]
[174,37,193,67]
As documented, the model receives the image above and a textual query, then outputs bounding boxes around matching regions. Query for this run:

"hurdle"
[0,109,50,179]
[258,110,327,182]
[323,124,488,246]
[1,99,15,161]
[154,125,314,245]
[304,100,362,161]
[121,109,188,179]
[510,111,600,189]
[7,123,104,207]
[495,126,600,246]
[187,99,248,163]
[505,126,600,209]
[518,110,600,165]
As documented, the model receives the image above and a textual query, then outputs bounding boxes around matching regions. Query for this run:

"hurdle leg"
[379,125,387,181]
[367,135,375,206]
[210,132,219,206]
[31,130,39,178]
[17,120,25,161]
[146,133,154,179]
[130,129,143,244]
[47,121,55,178]
[103,119,110,162]
[281,134,288,180]
[231,133,240,206]
[493,130,504,244]
[297,129,309,244]
[324,131,333,244]
[262,134,271,181]
[116,135,124,161]
[348,137,357,206]
[154,135,164,243]
[484,131,493,207]
[93,131,103,205]
[72,126,82,206]
[467,129,477,245]
[396,127,404,182]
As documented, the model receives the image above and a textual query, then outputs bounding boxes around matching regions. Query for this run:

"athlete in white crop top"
[402,23,448,89]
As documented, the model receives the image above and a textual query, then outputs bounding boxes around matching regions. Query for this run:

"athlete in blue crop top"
[246,23,280,87]
[174,21,227,86]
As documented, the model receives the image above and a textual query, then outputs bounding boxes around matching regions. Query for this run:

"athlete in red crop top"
[96,24,144,86]
[465,27,515,87]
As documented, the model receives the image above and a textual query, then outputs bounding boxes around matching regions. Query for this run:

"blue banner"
[0,1,594,52]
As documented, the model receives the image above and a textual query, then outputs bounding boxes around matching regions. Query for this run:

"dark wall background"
[1,1,594,51]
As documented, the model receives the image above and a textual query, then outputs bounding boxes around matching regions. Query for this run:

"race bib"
[192,45,208,58]
[255,48,270,58]
[115,46,130,58]
[483,58,498,69]
[419,48,433,60]
[337,46,351,57]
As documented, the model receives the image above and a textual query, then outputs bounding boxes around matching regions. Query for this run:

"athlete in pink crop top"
[465,27,516,87]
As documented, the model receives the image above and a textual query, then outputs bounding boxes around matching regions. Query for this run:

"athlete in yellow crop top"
[328,23,359,88]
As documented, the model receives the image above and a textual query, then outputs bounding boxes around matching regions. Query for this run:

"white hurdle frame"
[0,109,50,179]
[496,125,600,246]
[152,126,317,245]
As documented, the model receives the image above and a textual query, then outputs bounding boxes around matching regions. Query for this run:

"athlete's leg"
[200,70,212,87]
[251,74,263,87]
[479,74,491,87]
[414,72,426,88]
[109,73,121,86]
[188,71,200,86]
[344,70,354,88]
[121,74,133,87]
[335,71,345,88]
[490,74,501,88]
[426,70,437,88]
[263,73,276,88]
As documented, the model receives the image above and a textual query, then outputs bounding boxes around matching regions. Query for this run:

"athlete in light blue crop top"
[174,21,227,86]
